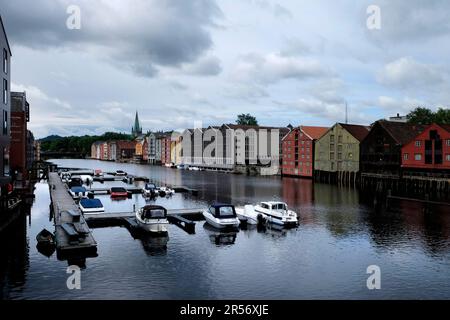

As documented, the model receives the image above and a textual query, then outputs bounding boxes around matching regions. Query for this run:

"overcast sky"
[1,0,450,138]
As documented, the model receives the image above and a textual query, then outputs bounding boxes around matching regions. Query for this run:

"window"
[3,147,9,176]
[415,140,421,147]
[3,49,7,74]
[330,152,335,160]
[301,140,305,145]
[338,135,342,143]
[3,78,7,104]
[403,153,409,160]
[447,140,450,146]
[2,110,7,135]
[414,153,422,161]
[348,153,353,159]
[330,135,335,143]
[446,154,450,162]
[330,143,334,151]
[338,153,342,160]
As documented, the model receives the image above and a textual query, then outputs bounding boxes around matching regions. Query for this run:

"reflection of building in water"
[281,177,314,224]
[0,205,29,299]
[203,223,237,246]
[313,183,363,237]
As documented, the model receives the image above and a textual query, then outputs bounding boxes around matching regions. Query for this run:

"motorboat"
[177,164,189,170]
[157,186,175,197]
[188,166,200,171]
[79,198,105,214]
[164,162,175,168]
[142,183,157,197]
[36,228,55,245]
[115,170,127,176]
[202,203,241,229]
[80,174,93,184]
[68,175,83,188]
[135,205,170,234]
[60,172,71,183]
[94,169,103,177]
[110,187,129,198]
[69,186,88,199]
[252,201,298,227]
[235,204,266,225]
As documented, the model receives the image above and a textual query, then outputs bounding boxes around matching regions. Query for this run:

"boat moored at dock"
[135,205,170,234]
[202,203,241,229]
[250,201,298,227]
[79,198,105,214]
[69,186,88,199]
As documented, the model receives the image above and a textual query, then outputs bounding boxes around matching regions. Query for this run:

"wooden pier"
[84,208,204,222]
[48,173,97,260]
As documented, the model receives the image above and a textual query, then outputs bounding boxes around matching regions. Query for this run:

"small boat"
[36,228,55,245]
[69,186,88,199]
[157,186,175,197]
[68,175,83,188]
[142,183,157,197]
[60,172,71,183]
[135,205,170,234]
[235,204,266,225]
[94,169,103,177]
[202,203,241,229]
[80,174,93,184]
[110,187,128,198]
[176,164,189,170]
[250,201,298,227]
[115,170,127,176]
[79,198,105,214]
[188,166,200,171]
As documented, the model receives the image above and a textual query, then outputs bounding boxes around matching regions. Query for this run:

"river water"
[1,159,449,299]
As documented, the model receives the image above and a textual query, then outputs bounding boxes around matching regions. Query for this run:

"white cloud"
[377,57,445,89]
[11,83,72,110]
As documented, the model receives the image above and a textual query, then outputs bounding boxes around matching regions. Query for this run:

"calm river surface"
[1,159,449,299]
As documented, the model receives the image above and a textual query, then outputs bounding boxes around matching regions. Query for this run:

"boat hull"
[202,211,240,229]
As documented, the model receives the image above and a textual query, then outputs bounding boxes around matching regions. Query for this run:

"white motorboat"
[60,172,71,183]
[188,166,200,171]
[202,203,241,229]
[252,201,298,227]
[235,205,265,225]
[80,174,93,184]
[142,183,157,197]
[157,186,175,197]
[69,186,88,199]
[135,205,170,234]
[79,198,105,214]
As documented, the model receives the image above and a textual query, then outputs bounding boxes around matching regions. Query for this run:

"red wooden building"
[10,92,29,187]
[401,123,450,172]
[282,125,328,178]
[161,135,172,165]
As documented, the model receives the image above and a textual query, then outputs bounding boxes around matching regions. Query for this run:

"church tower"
[131,111,142,137]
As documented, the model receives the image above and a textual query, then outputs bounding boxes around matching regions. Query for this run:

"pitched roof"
[0,15,12,56]
[300,126,329,140]
[339,123,370,142]
[377,120,426,145]
[438,124,450,132]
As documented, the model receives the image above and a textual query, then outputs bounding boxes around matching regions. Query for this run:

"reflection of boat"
[138,234,169,256]
[244,202,298,227]
[136,205,170,234]
[69,186,88,199]
[235,205,265,225]
[36,243,56,258]
[79,198,105,214]
[36,228,55,245]
[203,203,241,229]
[203,223,237,246]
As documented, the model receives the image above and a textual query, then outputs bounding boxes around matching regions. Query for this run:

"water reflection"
[203,223,237,246]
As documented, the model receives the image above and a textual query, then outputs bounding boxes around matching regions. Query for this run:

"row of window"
[3,48,7,74]
[285,140,311,146]
[404,153,450,161]
[283,161,311,167]
[283,167,311,174]
[415,140,450,147]
[284,147,311,153]
[286,153,310,159]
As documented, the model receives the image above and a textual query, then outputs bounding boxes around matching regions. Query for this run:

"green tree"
[434,107,450,124]
[236,113,258,126]
[406,107,435,125]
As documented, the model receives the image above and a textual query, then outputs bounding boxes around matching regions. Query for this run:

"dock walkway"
[48,173,97,259]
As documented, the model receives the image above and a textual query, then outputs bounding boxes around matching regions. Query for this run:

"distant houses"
[88,108,450,184]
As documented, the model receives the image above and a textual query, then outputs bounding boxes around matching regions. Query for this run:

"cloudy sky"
[1,0,449,138]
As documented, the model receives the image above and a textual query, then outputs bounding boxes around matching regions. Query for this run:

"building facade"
[314,123,369,183]
[161,134,172,164]
[360,120,424,176]
[282,126,328,178]
[0,15,11,192]
[10,92,30,187]
[401,124,450,173]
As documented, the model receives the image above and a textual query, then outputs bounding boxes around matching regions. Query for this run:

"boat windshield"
[111,187,126,193]
[273,203,287,211]
[145,184,155,189]
[217,206,235,218]
[142,208,166,219]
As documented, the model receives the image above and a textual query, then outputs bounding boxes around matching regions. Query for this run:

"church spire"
[132,110,142,137]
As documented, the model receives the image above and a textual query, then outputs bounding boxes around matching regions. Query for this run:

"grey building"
[0,14,11,192]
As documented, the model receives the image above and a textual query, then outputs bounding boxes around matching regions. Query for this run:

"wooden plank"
[84,208,204,222]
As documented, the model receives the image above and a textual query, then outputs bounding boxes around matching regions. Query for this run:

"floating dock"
[48,172,97,260]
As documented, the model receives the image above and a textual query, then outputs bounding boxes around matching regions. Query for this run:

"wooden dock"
[84,208,204,222]
[48,173,97,260]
